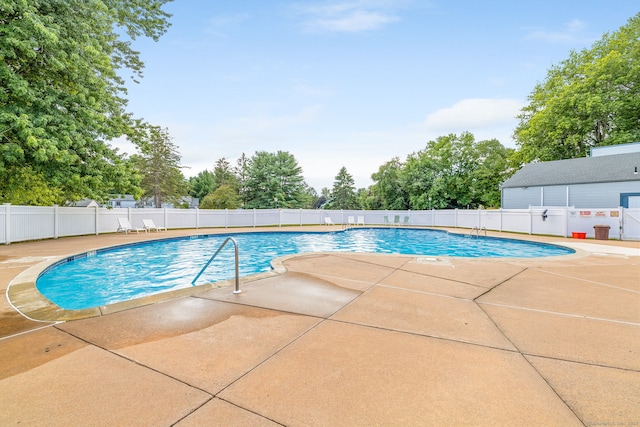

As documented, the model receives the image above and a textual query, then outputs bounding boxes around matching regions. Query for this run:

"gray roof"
[501,152,640,188]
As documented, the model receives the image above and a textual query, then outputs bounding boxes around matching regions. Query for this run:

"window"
[620,193,640,208]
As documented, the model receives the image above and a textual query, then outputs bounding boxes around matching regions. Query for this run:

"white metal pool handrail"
[191,236,241,294]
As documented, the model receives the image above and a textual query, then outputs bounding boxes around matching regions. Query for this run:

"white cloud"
[525,19,590,43]
[425,98,523,129]
[293,0,403,33]
[423,98,524,146]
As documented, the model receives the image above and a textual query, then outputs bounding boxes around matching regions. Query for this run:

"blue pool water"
[37,228,574,310]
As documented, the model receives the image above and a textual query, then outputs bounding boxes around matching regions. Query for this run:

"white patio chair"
[324,217,335,226]
[116,217,145,234]
[347,216,355,227]
[142,219,167,232]
[357,216,365,226]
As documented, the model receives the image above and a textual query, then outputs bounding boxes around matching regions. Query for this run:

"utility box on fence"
[593,224,611,240]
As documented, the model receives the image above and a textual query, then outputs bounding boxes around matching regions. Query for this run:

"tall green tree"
[469,139,514,208]
[133,126,187,208]
[0,0,172,204]
[403,132,506,209]
[403,133,474,209]
[235,153,250,207]
[369,157,408,210]
[327,166,358,209]
[213,157,238,190]
[514,13,640,162]
[188,170,215,201]
[356,187,375,210]
[244,151,308,209]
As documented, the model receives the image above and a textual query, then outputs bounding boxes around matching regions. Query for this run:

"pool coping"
[6,228,593,323]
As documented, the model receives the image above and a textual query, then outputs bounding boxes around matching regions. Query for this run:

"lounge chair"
[357,216,365,226]
[384,215,390,226]
[347,216,355,227]
[116,217,145,234]
[402,216,410,226]
[143,219,167,232]
[324,217,335,226]
[393,215,400,226]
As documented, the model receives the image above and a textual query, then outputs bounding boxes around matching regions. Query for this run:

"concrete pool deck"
[0,227,639,426]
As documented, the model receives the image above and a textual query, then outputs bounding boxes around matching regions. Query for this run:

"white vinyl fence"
[1,204,638,245]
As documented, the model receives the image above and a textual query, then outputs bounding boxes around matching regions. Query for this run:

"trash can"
[593,225,610,240]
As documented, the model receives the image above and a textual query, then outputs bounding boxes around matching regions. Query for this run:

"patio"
[1,227,639,426]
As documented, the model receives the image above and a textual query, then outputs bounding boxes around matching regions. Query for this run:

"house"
[70,199,100,208]
[138,196,199,209]
[108,194,137,209]
[501,144,640,209]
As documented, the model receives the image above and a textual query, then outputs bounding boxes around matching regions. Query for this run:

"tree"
[199,184,241,209]
[313,187,331,209]
[234,153,251,207]
[213,157,238,190]
[0,0,172,205]
[244,151,308,209]
[188,170,215,201]
[133,126,187,208]
[299,184,321,209]
[404,133,503,209]
[469,139,514,208]
[514,13,640,163]
[356,187,375,210]
[403,134,474,209]
[0,166,61,205]
[369,157,408,210]
[327,167,358,209]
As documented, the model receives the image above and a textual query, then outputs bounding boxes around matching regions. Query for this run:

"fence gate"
[622,208,640,240]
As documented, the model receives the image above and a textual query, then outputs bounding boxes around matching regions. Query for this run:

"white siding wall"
[503,181,640,209]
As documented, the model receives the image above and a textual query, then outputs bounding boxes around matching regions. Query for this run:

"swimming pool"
[36,228,574,310]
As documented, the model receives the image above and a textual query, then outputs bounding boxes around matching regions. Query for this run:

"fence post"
[618,206,623,240]
[164,207,169,229]
[499,208,503,232]
[225,209,228,228]
[195,207,199,229]
[95,206,99,235]
[528,206,533,235]
[253,209,256,228]
[477,207,481,229]
[54,205,59,239]
[3,203,10,245]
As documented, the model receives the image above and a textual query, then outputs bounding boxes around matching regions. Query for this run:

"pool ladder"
[191,237,241,294]
[469,226,487,237]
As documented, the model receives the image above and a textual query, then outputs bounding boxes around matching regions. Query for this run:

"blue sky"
[117,1,638,191]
